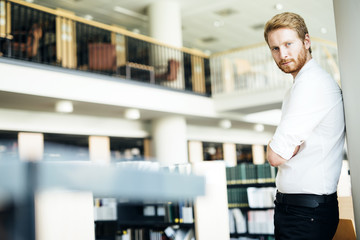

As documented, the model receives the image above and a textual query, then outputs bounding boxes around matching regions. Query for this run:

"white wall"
[333,0,360,235]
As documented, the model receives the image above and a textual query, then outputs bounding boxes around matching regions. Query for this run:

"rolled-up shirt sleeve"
[269,69,341,160]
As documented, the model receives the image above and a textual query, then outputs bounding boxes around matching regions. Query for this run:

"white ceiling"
[32,0,337,54]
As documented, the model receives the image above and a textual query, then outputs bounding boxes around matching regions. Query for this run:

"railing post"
[191,55,206,94]
[111,25,127,69]
[0,0,11,38]
[55,8,77,68]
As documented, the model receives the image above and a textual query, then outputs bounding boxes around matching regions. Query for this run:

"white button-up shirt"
[269,59,345,194]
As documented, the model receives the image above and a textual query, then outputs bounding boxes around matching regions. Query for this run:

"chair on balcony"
[88,43,116,73]
[155,59,180,81]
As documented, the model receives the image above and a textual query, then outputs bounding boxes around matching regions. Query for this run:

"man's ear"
[304,33,311,50]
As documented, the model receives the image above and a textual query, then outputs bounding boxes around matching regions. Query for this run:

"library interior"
[0,0,359,240]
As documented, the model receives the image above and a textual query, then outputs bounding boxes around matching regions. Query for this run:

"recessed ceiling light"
[254,123,265,132]
[204,50,212,55]
[132,28,140,34]
[320,27,328,34]
[84,14,93,20]
[213,20,224,28]
[124,108,140,120]
[55,100,73,113]
[207,147,216,155]
[274,3,284,10]
[219,119,232,129]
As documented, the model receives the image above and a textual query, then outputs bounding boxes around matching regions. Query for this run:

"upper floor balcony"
[0,0,211,96]
[0,0,340,122]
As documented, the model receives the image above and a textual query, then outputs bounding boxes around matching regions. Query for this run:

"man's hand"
[266,142,300,167]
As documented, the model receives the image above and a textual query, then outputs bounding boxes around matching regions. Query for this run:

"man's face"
[267,28,310,78]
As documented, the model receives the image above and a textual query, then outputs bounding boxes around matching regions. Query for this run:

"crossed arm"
[266,142,300,167]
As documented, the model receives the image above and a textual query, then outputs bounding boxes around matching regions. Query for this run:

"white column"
[152,116,188,166]
[223,143,237,167]
[147,0,184,89]
[89,136,111,163]
[148,0,182,47]
[252,144,265,165]
[333,0,360,235]
[18,132,44,162]
[188,140,204,163]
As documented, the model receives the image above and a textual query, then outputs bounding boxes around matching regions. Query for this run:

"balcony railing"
[0,0,339,98]
[0,0,211,95]
[210,38,340,96]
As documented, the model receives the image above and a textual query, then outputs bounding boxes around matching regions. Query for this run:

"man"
[264,12,345,239]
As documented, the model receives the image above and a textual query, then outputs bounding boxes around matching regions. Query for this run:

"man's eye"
[286,42,292,46]
[272,47,279,51]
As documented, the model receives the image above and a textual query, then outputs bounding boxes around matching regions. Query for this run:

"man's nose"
[279,48,288,59]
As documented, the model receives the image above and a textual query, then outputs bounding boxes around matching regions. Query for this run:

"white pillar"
[148,0,182,47]
[333,0,360,235]
[152,116,188,166]
[223,143,237,167]
[188,140,204,163]
[18,132,44,162]
[89,136,111,163]
[147,0,184,89]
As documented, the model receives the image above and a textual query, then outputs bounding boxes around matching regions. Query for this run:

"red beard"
[277,46,307,75]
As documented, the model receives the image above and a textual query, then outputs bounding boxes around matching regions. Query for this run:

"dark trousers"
[274,194,339,240]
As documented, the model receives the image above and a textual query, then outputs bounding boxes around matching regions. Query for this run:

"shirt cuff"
[269,139,294,160]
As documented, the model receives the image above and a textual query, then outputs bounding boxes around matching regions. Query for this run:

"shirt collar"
[294,58,316,82]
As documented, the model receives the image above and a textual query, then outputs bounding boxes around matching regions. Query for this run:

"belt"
[275,191,337,208]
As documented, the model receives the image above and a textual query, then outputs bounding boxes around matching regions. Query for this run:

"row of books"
[163,202,194,224]
[247,209,274,234]
[230,236,275,240]
[95,199,194,225]
[229,208,274,235]
[228,188,249,208]
[117,229,149,240]
[94,198,117,221]
[117,228,195,240]
[226,163,277,185]
[228,187,276,208]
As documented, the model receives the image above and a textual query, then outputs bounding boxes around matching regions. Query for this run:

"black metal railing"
[1,2,57,64]
[0,0,211,96]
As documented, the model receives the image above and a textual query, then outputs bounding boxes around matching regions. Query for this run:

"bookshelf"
[95,200,195,240]
[0,161,205,240]
[226,162,276,239]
